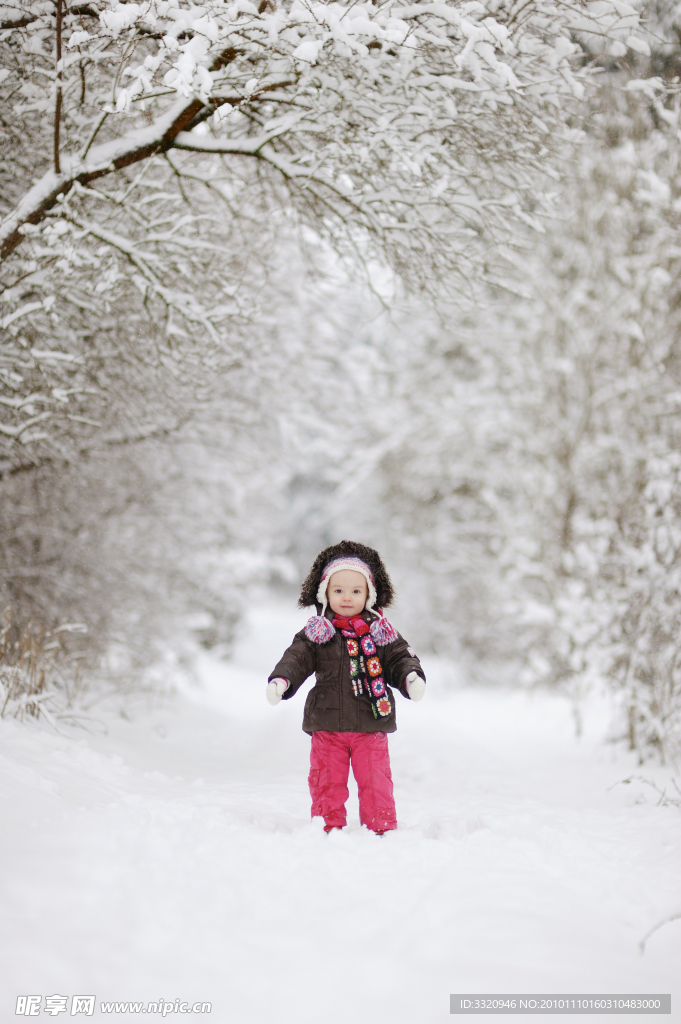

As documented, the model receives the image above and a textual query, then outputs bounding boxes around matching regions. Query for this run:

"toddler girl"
[266,540,426,834]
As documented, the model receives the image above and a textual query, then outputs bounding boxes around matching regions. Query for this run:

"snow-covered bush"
[0,607,87,723]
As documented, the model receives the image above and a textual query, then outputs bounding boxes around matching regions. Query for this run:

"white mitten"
[405,671,426,701]
[266,678,289,705]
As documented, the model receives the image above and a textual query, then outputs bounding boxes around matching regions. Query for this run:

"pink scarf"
[332,615,392,719]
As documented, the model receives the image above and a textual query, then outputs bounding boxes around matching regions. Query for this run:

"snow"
[2,603,680,1022]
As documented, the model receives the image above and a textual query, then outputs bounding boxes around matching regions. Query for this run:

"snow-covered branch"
[0,97,205,260]
[1,0,646,272]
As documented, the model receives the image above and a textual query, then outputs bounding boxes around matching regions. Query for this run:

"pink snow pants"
[309,730,397,832]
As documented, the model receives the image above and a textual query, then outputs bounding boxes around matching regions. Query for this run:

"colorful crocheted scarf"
[332,614,392,720]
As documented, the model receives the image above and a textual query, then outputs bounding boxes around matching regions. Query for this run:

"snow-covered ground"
[2,603,680,1022]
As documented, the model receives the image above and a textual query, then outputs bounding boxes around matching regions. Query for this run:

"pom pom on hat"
[304,611,398,646]
[370,614,398,645]
[304,616,336,644]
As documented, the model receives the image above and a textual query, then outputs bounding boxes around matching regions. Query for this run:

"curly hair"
[299,540,395,609]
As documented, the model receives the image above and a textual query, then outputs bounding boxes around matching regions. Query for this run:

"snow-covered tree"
[342,76,681,760]
[0,0,645,467]
[0,227,373,708]
[1,0,644,264]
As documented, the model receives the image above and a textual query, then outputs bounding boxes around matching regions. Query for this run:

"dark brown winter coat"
[268,610,425,735]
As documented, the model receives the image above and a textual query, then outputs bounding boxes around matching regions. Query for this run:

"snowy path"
[2,604,680,1023]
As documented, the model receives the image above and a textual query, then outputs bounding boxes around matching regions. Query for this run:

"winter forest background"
[2,0,681,767]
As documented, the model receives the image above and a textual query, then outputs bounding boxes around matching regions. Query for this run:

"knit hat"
[316,556,377,617]
[299,540,395,611]
[300,541,398,646]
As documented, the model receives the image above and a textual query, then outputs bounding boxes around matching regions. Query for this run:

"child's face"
[327,570,368,618]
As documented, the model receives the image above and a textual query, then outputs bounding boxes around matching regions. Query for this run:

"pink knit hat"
[316,556,377,616]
